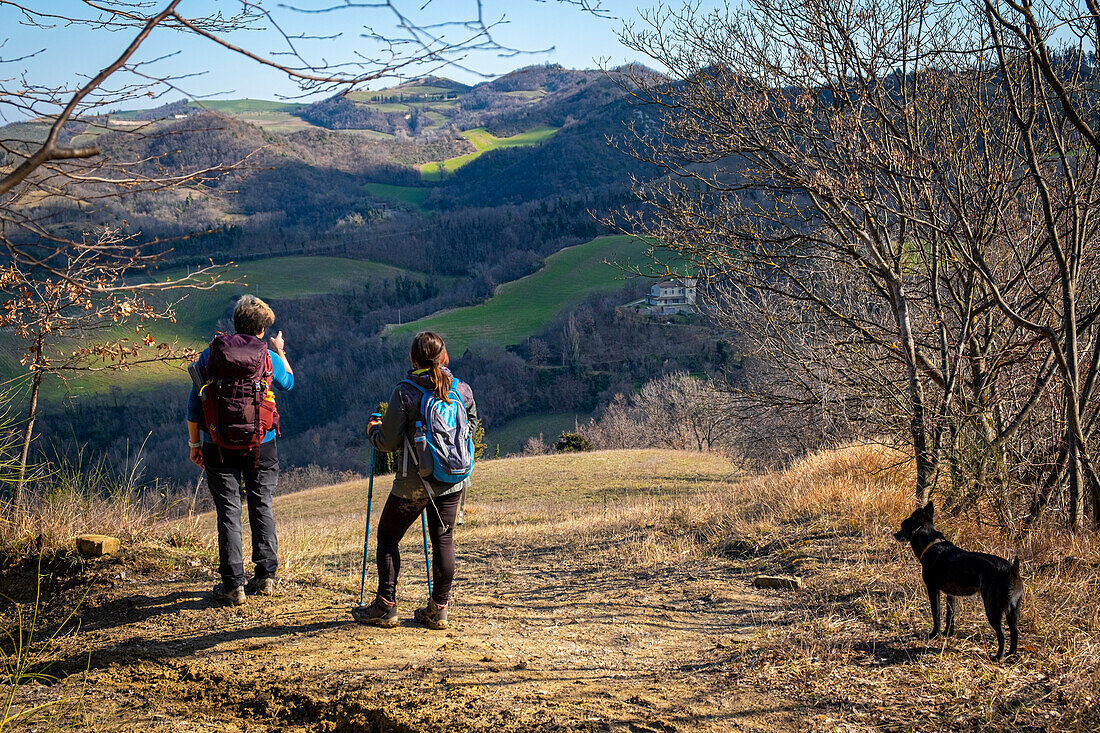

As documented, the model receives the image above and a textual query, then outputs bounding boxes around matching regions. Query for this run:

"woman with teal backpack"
[353,331,478,629]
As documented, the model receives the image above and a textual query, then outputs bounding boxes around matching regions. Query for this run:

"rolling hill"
[383,235,654,355]
[2,63,673,485]
[419,125,559,180]
[293,66,621,139]
[164,256,425,343]
[3,64,658,244]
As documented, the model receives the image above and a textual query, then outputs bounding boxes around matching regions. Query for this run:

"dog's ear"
[923,501,934,519]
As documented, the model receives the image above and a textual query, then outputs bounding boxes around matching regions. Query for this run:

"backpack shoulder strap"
[397,379,429,426]
[206,338,223,376]
[448,380,465,405]
[262,349,274,384]
[400,378,434,412]
[399,378,428,395]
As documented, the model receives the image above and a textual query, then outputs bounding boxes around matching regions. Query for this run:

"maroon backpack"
[199,334,279,451]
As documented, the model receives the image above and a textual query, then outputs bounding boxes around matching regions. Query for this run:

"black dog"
[894,502,1023,660]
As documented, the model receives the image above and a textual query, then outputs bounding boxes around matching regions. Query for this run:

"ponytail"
[410,331,452,402]
[429,362,452,402]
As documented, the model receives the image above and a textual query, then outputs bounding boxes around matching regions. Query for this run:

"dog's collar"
[919,537,945,561]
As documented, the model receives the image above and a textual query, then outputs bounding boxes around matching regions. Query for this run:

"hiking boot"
[245,576,276,596]
[413,599,448,630]
[351,597,398,628]
[212,582,246,606]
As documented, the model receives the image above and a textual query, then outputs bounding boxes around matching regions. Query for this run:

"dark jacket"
[368,367,478,499]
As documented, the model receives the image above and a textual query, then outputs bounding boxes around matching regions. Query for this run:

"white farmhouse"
[645,277,697,315]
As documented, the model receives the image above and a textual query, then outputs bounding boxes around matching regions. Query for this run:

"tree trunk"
[1091,466,1100,530]
[893,285,934,502]
[1063,277,1084,531]
[1026,442,1068,528]
[1067,437,1083,531]
[13,359,44,507]
[1077,448,1100,530]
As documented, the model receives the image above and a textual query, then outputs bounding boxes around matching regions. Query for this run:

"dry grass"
[0,481,206,567]
[0,492,181,563]
[213,449,736,595]
[47,444,1098,730]
[676,442,1100,732]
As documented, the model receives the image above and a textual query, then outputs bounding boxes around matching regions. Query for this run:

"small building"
[645,277,697,315]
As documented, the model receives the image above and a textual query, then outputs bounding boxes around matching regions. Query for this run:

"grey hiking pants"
[203,440,279,588]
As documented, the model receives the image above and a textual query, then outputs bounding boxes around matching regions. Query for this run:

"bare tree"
[585,372,737,454]
[0,225,228,501]
[615,0,1086,528]
[970,0,1100,529]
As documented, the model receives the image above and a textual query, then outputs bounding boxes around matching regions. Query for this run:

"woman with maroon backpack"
[353,331,478,630]
[186,296,295,606]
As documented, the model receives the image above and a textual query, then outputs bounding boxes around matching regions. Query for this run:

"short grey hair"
[233,295,275,335]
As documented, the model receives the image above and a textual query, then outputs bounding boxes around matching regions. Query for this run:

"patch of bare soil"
[6,535,797,732]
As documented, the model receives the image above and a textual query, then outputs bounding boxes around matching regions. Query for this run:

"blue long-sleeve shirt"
[187,347,294,444]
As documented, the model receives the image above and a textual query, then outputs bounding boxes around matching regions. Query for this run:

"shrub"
[522,433,549,456]
[582,373,737,455]
[554,432,593,453]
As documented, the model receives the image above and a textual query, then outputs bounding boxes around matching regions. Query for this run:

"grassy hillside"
[419,126,558,180]
[188,99,304,114]
[186,99,317,133]
[274,449,734,530]
[164,255,421,344]
[483,411,593,455]
[346,78,469,103]
[362,182,431,211]
[385,235,655,355]
[364,125,559,202]
[109,99,318,133]
[0,256,422,399]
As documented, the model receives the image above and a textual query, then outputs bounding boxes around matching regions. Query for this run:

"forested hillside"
[1,64,738,489]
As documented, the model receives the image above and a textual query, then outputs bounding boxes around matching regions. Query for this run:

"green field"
[188,100,319,133]
[165,256,420,344]
[385,235,659,355]
[484,411,594,456]
[362,182,431,211]
[503,90,546,100]
[188,99,304,114]
[420,126,558,181]
[338,128,395,140]
[366,102,410,113]
[347,84,461,102]
[108,99,318,133]
[0,256,422,399]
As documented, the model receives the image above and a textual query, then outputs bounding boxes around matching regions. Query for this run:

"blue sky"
[0,0,661,115]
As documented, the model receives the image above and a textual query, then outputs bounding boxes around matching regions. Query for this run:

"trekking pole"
[421,509,432,595]
[357,445,376,606]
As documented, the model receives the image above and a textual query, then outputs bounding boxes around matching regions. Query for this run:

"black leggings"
[376,490,462,605]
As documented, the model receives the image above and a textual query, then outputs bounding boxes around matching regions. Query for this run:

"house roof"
[654,277,696,287]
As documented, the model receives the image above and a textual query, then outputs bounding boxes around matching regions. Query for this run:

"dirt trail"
[14,532,795,732]
[11,447,1091,732]
[5,451,812,731]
